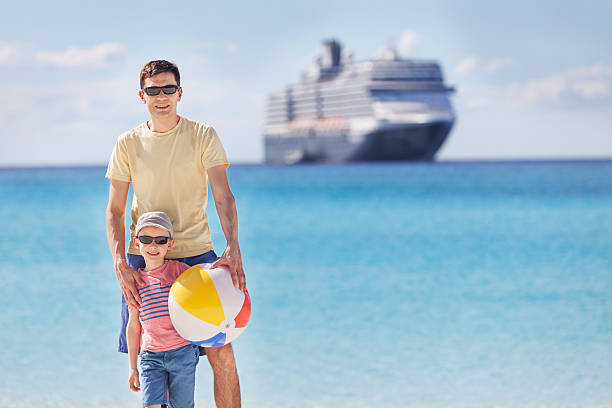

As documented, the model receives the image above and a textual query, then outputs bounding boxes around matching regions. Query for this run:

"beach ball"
[168,264,251,347]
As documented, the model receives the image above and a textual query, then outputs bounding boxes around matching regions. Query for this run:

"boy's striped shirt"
[136,260,191,352]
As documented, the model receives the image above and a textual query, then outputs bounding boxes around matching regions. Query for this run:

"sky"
[1,0,611,165]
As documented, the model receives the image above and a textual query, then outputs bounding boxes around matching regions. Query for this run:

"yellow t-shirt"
[105,116,229,258]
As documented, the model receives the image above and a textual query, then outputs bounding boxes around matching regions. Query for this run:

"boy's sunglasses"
[137,235,170,245]
[142,85,179,96]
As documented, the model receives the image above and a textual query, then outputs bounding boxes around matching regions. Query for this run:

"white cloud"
[483,58,514,73]
[507,64,612,104]
[0,42,24,65]
[508,75,567,104]
[571,80,609,99]
[397,31,421,57]
[35,43,126,69]
[456,56,478,75]
[456,56,513,75]
[454,82,497,111]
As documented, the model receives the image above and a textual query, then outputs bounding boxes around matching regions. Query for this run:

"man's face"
[139,72,182,120]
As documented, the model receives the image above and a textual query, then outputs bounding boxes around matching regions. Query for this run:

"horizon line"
[1,157,612,170]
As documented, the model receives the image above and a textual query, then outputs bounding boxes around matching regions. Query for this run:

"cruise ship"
[263,40,456,163]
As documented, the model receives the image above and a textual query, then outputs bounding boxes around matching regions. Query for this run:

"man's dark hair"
[139,60,181,89]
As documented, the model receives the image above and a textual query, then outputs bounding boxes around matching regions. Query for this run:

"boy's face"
[133,225,174,266]
[138,72,182,121]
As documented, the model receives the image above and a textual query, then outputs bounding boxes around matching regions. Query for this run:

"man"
[106,60,245,408]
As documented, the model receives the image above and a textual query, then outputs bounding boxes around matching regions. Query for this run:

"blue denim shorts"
[118,250,218,354]
[140,343,199,408]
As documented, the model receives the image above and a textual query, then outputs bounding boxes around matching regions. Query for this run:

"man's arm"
[126,307,141,392]
[208,165,246,290]
[106,179,144,307]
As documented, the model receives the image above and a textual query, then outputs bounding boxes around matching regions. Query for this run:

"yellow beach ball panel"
[168,295,221,343]
[170,265,225,326]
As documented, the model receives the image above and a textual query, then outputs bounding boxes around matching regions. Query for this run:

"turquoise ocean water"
[0,161,611,407]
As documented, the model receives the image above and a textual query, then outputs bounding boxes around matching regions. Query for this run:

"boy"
[126,211,199,408]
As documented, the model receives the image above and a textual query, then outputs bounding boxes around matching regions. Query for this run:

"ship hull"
[264,121,453,164]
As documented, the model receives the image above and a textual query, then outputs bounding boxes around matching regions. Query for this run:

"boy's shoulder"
[166,259,190,271]
[164,260,191,281]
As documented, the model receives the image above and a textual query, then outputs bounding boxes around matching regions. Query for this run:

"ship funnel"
[320,40,342,68]
[377,39,398,61]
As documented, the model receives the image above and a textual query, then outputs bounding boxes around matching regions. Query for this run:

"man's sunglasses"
[137,235,171,245]
[142,85,180,96]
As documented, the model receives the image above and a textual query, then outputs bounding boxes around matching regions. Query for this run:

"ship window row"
[371,72,442,78]
[370,91,450,103]
[266,108,293,115]
[286,90,370,102]
[286,106,372,121]
[292,87,367,96]
[265,110,292,118]
[265,114,293,122]
[266,102,295,110]
[289,82,448,99]
[370,62,440,70]
[289,89,367,99]
[292,107,373,119]
[266,96,292,104]
[300,84,369,94]
[282,108,372,120]
[268,94,371,110]
[372,75,443,82]
[265,113,292,121]
[269,93,439,112]
[369,84,451,92]
[292,83,366,96]
[267,98,374,116]
[265,110,375,125]
[320,97,372,107]
[371,68,441,75]
[288,98,372,110]
[290,103,372,116]
[284,94,367,104]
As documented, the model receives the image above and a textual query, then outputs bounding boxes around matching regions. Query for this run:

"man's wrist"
[226,241,240,250]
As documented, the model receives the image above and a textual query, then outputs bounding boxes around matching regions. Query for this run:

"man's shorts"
[118,250,218,354]
[140,343,199,408]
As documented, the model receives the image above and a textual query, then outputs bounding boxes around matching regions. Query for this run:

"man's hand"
[115,258,144,308]
[212,244,246,291]
[106,179,143,305]
[128,368,140,392]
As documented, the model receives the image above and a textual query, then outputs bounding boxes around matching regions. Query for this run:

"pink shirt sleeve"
[170,261,191,282]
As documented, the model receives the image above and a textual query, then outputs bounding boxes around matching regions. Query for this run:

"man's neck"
[148,114,180,133]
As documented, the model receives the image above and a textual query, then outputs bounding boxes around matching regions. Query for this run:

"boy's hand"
[128,369,140,392]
